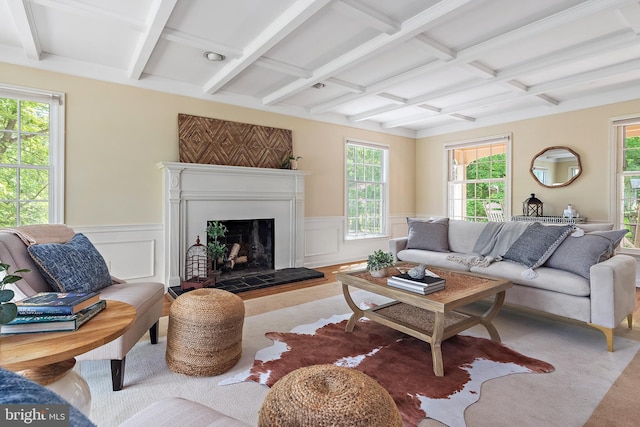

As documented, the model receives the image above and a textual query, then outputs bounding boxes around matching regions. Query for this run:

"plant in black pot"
[366,249,395,278]
[0,263,30,325]
[206,221,228,283]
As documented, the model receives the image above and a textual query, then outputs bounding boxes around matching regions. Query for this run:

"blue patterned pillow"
[503,223,574,270]
[27,233,112,293]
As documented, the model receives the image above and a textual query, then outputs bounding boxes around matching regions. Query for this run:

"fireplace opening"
[207,218,275,280]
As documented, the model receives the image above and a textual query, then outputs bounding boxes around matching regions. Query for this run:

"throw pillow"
[27,233,112,293]
[503,223,574,276]
[544,229,628,279]
[406,217,450,253]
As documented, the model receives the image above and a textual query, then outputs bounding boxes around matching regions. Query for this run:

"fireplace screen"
[207,218,275,279]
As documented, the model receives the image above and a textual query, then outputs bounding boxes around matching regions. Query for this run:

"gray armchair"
[0,225,165,391]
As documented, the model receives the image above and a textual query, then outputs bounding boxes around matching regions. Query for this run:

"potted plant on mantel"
[366,249,395,278]
[0,263,30,327]
[281,155,302,170]
[206,221,228,283]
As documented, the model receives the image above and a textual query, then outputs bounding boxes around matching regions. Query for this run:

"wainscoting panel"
[74,224,164,285]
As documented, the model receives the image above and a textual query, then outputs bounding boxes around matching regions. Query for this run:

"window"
[613,116,640,251]
[0,85,64,227]
[345,140,388,239]
[446,135,511,222]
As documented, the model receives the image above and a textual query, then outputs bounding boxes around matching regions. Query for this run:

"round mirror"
[529,146,582,188]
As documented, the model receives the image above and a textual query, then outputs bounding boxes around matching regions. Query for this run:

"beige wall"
[417,100,640,222]
[0,62,415,226]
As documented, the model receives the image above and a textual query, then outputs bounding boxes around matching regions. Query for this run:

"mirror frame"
[529,146,582,188]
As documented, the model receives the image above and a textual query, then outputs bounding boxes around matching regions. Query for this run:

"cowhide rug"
[221,311,554,427]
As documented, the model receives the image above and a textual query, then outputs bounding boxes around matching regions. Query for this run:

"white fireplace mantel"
[159,162,307,287]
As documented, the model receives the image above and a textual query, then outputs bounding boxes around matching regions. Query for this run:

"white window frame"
[444,134,512,221]
[0,84,65,225]
[344,138,389,240]
[611,114,640,255]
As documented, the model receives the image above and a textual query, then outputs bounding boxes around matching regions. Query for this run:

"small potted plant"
[0,263,30,326]
[366,249,395,278]
[281,155,302,170]
[206,221,228,283]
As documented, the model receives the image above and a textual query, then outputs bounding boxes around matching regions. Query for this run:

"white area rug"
[80,290,640,427]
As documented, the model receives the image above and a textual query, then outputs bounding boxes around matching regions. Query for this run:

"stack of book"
[2,291,106,334]
[387,272,445,295]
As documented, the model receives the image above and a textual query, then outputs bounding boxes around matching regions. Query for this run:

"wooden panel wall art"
[178,114,293,169]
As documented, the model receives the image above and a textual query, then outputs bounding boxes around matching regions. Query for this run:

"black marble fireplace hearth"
[168,267,325,299]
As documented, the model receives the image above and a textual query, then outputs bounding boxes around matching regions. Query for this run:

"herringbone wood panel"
[178,114,292,168]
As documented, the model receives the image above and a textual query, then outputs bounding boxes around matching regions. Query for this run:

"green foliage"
[366,249,394,271]
[0,263,30,324]
[206,221,228,270]
[463,153,506,220]
[0,97,51,227]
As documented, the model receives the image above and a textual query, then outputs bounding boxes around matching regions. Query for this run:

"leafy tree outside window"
[447,136,510,222]
[614,120,640,250]
[346,141,388,238]
[0,88,63,227]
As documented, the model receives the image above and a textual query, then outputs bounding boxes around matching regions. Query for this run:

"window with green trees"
[346,141,388,238]
[0,88,63,227]
[615,120,640,250]
[447,136,510,221]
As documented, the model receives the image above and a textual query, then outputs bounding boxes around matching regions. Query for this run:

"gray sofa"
[389,218,637,351]
[0,225,165,390]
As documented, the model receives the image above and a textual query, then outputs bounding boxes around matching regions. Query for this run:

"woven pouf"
[166,288,244,377]
[258,364,402,427]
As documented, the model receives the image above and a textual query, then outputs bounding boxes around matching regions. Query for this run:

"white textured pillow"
[406,217,450,253]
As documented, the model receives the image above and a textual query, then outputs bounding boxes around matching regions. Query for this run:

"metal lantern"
[183,236,213,290]
[523,193,543,217]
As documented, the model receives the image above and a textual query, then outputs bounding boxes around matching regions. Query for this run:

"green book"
[1,300,107,334]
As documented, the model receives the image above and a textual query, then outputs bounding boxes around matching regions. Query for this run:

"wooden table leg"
[479,290,506,342]
[342,284,364,332]
[431,312,445,376]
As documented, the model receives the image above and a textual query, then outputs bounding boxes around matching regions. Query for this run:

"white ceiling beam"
[6,0,41,60]
[418,104,442,113]
[377,93,407,105]
[309,0,635,115]
[203,0,333,95]
[325,77,365,93]
[128,0,178,80]
[263,0,475,106]
[460,61,497,79]
[340,28,638,122]
[617,2,640,33]
[254,57,313,78]
[162,29,243,58]
[414,34,456,60]
[383,57,640,129]
[332,0,400,34]
[449,113,476,122]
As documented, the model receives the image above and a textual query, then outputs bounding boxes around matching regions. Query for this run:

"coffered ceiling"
[2,0,640,137]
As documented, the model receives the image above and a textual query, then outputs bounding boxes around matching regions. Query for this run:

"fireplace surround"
[159,162,306,287]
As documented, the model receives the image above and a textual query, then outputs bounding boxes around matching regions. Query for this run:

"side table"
[0,300,136,415]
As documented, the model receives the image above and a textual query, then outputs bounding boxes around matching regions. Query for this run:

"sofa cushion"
[471,262,591,297]
[543,229,628,279]
[447,220,487,254]
[27,233,112,293]
[397,249,472,272]
[406,217,450,252]
[503,223,574,270]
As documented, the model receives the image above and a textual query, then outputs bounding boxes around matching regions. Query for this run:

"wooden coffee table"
[336,264,512,376]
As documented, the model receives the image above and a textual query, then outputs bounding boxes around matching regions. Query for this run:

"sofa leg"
[149,322,159,344]
[627,314,633,329]
[588,323,614,352]
[111,358,126,391]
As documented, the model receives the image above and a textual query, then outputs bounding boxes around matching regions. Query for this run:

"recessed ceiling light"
[204,51,225,61]
[312,83,325,89]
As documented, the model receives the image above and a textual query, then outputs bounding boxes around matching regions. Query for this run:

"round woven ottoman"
[166,288,244,376]
[258,364,402,427]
